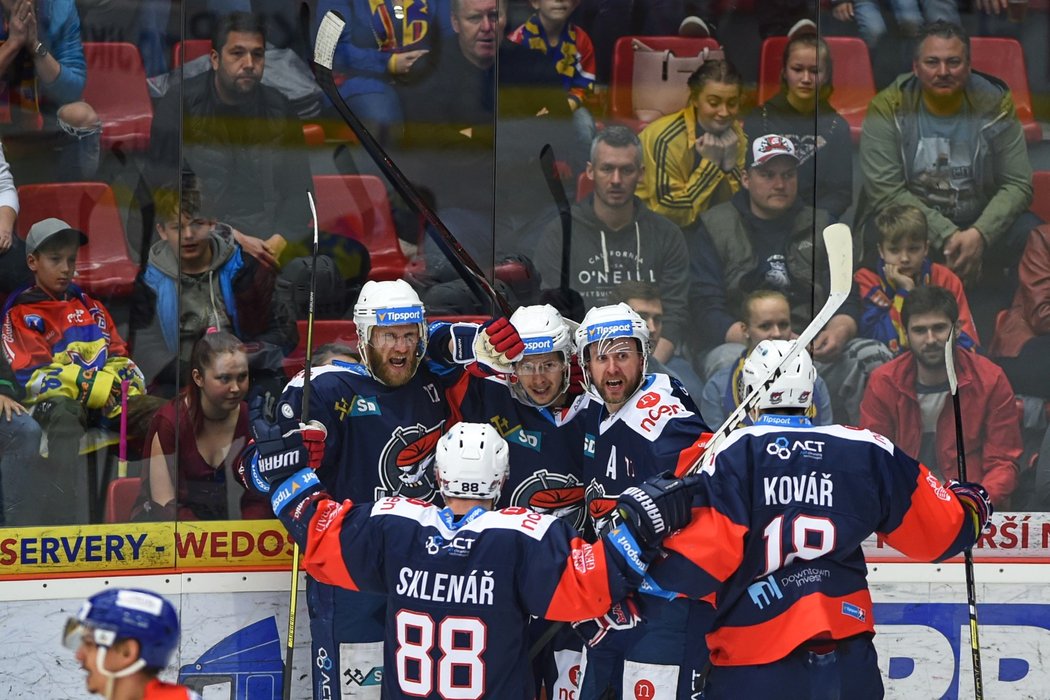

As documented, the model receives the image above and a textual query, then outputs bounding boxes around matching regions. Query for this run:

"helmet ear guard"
[742,339,816,410]
[435,423,510,503]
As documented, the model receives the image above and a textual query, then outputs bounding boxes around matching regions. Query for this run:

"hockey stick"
[945,326,984,700]
[539,144,573,294]
[313,11,511,317]
[117,379,129,478]
[685,223,853,476]
[279,193,320,700]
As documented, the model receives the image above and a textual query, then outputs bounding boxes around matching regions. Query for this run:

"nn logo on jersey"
[586,320,633,342]
[523,336,555,353]
[747,575,783,610]
[376,306,424,325]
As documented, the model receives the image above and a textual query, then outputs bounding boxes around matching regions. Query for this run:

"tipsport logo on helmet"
[523,336,555,353]
[376,306,424,325]
[586,320,633,343]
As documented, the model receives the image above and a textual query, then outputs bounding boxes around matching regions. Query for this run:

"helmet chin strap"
[96,645,146,700]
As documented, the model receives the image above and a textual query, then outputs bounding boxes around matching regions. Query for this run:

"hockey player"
[63,588,201,700]
[435,304,590,694]
[247,420,699,699]
[651,339,993,699]
[269,279,524,700]
[573,302,715,699]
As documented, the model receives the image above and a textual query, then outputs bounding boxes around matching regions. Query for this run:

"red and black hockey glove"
[571,597,643,647]
[949,480,993,540]
[474,317,525,373]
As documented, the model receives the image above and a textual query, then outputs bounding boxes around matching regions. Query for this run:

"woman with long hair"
[744,34,854,220]
[134,330,268,520]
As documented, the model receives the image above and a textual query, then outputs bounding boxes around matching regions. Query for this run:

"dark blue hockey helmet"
[64,588,180,671]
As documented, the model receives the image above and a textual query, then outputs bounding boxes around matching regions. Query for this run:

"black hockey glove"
[240,398,327,496]
[616,471,699,552]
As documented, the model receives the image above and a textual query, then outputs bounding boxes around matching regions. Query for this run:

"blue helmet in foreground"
[64,588,180,671]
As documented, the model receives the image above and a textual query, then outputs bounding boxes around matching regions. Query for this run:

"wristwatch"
[33,41,48,58]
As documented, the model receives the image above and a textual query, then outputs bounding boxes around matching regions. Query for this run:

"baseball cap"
[748,134,800,169]
[26,218,87,254]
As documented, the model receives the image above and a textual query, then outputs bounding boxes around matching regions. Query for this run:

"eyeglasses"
[371,330,420,351]
[515,359,563,376]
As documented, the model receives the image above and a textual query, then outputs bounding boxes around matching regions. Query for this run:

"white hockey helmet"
[353,280,428,379]
[742,339,816,410]
[508,304,573,407]
[574,303,650,385]
[435,422,510,503]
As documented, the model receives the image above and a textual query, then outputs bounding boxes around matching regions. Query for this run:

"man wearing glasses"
[572,301,714,700]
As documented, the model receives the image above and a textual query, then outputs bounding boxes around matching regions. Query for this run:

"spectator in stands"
[0,0,102,180]
[990,225,1050,401]
[0,141,29,296]
[535,126,689,369]
[831,0,959,51]
[744,33,853,220]
[315,342,359,365]
[688,134,891,423]
[855,20,1035,287]
[131,178,297,409]
[861,285,1020,507]
[133,330,267,520]
[702,288,835,428]
[637,57,745,229]
[856,203,979,355]
[397,0,579,274]
[1,218,163,524]
[606,280,704,399]
[315,0,451,145]
[508,0,598,142]
[148,11,312,259]
[0,349,40,526]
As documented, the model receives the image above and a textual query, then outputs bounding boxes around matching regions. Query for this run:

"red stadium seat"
[172,39,212,67]
[609,36,722,130]
[758,36,875,144]
[282,319,359,378]
[104,477,142,523]
[16,182,139,298]
[1031,171,1050,223]
[82,42,153,152]
[969,37,1042,143]
[311,174,409,282]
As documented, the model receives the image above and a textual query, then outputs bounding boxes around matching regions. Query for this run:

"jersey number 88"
[396,610,487,699]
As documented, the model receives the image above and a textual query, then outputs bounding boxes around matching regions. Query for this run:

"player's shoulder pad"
[371,496,438,522]
[613,373,696,442]
[464,506,560,541]
[284,361,369,389]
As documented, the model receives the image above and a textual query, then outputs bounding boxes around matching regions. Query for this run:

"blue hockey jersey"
[294,496,640,699]
[580,373,711,531]
[447,373,589,529]
[652,415,980,667]
[281,360,465,503]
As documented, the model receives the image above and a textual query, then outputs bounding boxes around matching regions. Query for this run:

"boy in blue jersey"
[246,420,700,699]
[651,339,992,699]
[272,279,524,700]
[573,302,714,699]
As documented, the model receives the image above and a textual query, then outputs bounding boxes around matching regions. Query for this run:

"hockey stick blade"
[313,11,511,316]
[538,144,573,293]
[945,325,959,401]
[686,223,853,475]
